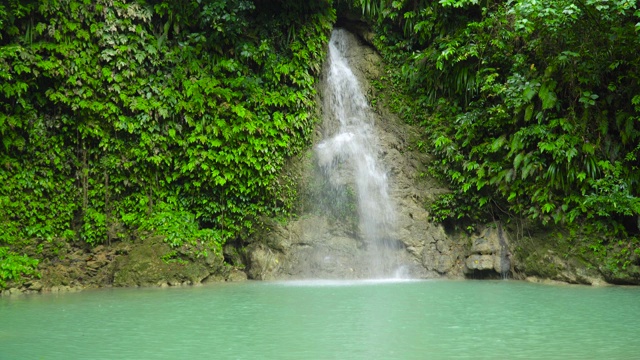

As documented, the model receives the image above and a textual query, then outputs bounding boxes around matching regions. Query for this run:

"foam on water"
[272,278,422,287]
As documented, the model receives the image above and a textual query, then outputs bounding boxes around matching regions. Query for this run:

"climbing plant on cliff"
[352,0,640,236]
[0,0,335,288]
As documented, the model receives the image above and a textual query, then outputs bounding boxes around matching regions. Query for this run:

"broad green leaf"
[490,135,506,152]
[513,152,525,170]
[524,104,534,122]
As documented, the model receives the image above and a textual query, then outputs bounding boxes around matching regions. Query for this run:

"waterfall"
[315,29,402,278]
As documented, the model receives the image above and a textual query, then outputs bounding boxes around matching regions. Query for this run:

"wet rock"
[465,255,495,271]
[420,241,458,275]
[246,244,281,280]
[203,274,226,284]
[525,276,570,285]
[264,223,293,253]
[435,253,456,274]
[28,281,43,291]
[47,285,74,293]
[8,288,23,296]
[227,269,248,282]
[495,253,512,275]
[112,236,218,287]
[464,226,512,277]
[602,264,640,285]
[471,234,500,255]
[223,244,245,269]
[5,231,230,295]
[245,29,464,280]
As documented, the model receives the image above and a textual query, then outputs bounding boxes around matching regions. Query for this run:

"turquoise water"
[1,280,639,359]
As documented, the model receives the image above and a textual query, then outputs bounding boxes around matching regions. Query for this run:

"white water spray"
[316,29,402,278]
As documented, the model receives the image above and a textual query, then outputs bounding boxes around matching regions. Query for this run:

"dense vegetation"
[2,0,639,288]
[349,0,640,272]
[0,0,335,288]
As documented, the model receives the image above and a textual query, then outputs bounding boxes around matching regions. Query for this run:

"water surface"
[1,280,639,359]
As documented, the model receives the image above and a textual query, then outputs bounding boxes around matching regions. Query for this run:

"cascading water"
[315,29,403,278]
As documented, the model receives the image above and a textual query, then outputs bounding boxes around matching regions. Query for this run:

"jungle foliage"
[0,0,335,287]
[350,0,640,235]
[347,0,640,276]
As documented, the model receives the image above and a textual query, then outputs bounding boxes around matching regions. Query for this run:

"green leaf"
[539,83,557,110]
[524,104,534,122]
[514,152,525,170]
[434,135,451,148]
[490,136,506,152]
[542,203,555,213]
[523,86,537,102]
[577,172,586,182]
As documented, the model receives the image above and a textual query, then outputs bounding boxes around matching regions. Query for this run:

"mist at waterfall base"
[2,280,640,359]
[311,29,408,279]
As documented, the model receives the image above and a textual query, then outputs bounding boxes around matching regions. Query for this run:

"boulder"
[27,281,43,291]
[470,229,501,254]
[112,236,220,287]
[245,244,281,280]
[465,254,496,271]
[227,269,248,282]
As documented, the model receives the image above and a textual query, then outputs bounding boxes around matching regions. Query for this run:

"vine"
[0,0,336,289]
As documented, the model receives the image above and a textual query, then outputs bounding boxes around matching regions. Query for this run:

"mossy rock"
[519,252,562,279]
[113,236,224,287]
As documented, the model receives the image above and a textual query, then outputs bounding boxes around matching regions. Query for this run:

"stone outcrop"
[243,29,468,280]
[112,236,225,287]
[508,224,635,286]
[1,235,240,296]
[464,226,512,277]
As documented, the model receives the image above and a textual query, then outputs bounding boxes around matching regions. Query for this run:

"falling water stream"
[315,29,402,278]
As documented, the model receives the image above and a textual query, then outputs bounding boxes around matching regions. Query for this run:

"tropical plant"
[354,0,639,235]
[0,0,336,289]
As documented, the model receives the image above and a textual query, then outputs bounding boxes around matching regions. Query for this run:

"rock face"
[112,237,225,287]
[464,226,512,277]
[240,27,639,286]
[244,29,468,280]
[1,235,236,296]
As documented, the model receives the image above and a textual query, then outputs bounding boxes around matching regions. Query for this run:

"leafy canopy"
[0,0,335,288]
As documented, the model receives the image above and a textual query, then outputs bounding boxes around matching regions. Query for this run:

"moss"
[509,224,640,285]
[112,236,225,287]
[520,253,561,279]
